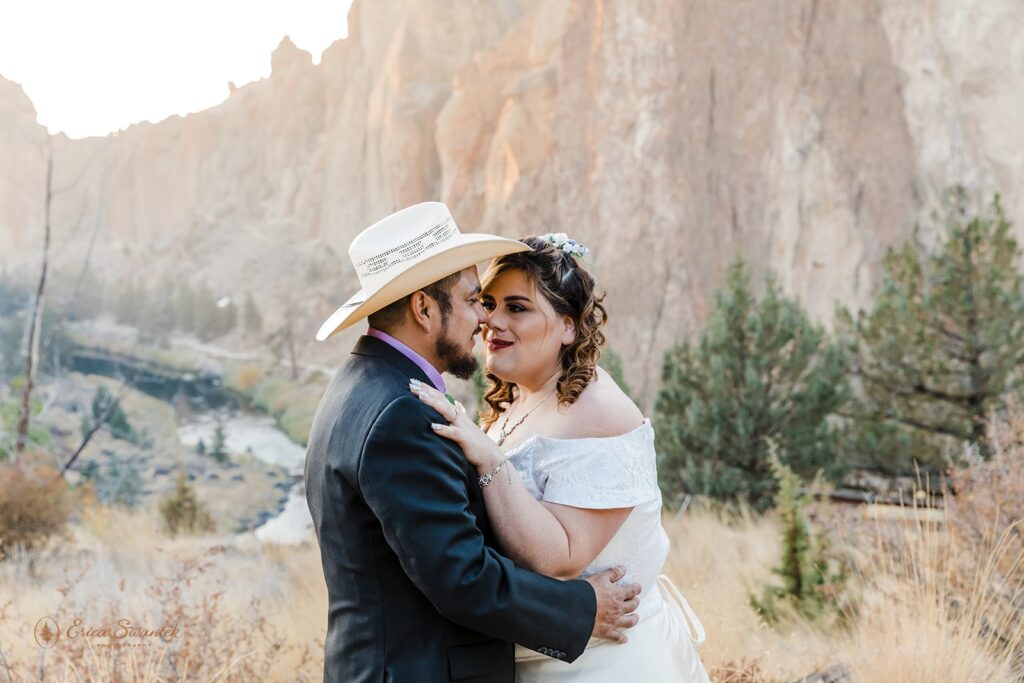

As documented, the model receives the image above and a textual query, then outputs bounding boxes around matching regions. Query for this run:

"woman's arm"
[411,381,631,579]
[473,448,632,580]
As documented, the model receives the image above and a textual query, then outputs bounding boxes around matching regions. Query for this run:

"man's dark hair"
[367,270,462,332]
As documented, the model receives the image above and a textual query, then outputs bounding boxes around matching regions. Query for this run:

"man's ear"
[409,290,437,334]
[560,314,577,346]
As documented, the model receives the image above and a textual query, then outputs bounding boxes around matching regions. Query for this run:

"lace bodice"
[506,418,670,622]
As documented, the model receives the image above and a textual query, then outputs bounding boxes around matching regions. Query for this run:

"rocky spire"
[270,35,313,75]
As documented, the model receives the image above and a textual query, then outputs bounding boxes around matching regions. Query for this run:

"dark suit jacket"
[304,335,596,682]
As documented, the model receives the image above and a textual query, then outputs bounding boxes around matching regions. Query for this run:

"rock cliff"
[2,0,1022,405]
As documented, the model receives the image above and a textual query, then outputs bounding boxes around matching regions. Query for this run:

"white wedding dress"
[508,418,711,682]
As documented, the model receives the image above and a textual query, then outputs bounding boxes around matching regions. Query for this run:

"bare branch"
[56,378,133,478]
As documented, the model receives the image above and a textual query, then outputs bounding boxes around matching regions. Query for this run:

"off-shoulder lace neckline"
[502,417,652,456]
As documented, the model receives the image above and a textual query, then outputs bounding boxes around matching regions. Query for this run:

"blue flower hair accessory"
[539,232,591,260]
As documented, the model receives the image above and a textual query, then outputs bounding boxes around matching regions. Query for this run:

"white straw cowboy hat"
[316,202,531,341]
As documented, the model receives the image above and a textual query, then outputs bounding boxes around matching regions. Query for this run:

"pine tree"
[123,279,146,326]
[217,298,238,337]
[243,293,263,335]
[836,186,1024,473]
[0,319,22,381]
[159,469,215,537]
[209,416,228,463]
[655,257,849,512]
[749,440,849,625]
[193,282,217,340]
[192,282,207,336]
[1,390,50,460]
[139,276,175,347]
[68,268,104,320]
[89,385,137,443]
[175,281,196,333]
[114,279,142,325]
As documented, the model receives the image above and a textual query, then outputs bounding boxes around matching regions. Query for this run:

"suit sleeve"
[357,395,597,661]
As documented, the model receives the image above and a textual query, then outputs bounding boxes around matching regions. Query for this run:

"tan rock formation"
[1,0,1022,406]
[0,78,47,257]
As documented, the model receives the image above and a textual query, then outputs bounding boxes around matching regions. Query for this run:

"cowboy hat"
[316,202,530,341]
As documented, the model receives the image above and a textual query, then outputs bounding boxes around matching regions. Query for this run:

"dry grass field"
[1,410,1023,682]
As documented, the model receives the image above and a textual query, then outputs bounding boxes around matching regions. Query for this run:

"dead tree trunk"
[286,306,299,381]
[15,139,53,459]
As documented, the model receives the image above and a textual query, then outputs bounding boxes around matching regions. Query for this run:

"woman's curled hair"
[478,235,607,429]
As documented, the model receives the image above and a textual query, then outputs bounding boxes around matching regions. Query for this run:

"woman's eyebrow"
[479,293,531,303]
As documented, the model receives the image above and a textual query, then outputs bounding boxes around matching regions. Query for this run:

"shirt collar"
[366,326,447,394]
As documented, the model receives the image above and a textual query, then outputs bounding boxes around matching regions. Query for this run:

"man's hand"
[585,566,641,643]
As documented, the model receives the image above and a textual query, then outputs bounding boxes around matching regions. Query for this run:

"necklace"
[496,387,556,447]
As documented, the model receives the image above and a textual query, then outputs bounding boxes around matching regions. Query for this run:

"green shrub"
[85,385,137,443]
[159,469,215,537]
[0,459,72,559]
[77,455,144,509]
[749,440,850,625]
[837,186,1024,473]
[0,388,50,460]
[656,257,849,512]
[209,416,228,463]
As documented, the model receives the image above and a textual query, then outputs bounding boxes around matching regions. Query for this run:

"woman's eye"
[508,304,524,313]
[480,301,495,311]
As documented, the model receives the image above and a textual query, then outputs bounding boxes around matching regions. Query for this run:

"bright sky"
[0,0,353,139]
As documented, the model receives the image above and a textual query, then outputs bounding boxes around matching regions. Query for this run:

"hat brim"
[316,233,531,342]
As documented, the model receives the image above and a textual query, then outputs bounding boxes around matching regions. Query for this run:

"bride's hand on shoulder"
[408,379,504,471]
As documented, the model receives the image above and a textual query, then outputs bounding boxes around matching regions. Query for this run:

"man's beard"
[436,326,479,380]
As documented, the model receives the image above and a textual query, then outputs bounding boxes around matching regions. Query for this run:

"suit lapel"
[351,335,492,534]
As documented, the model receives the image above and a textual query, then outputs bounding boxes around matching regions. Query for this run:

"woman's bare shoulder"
[555,367,644,439]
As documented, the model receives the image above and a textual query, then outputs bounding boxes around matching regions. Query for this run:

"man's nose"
[473,301,489,323]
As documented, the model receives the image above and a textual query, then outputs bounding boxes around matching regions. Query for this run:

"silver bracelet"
[478,454,512,487]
